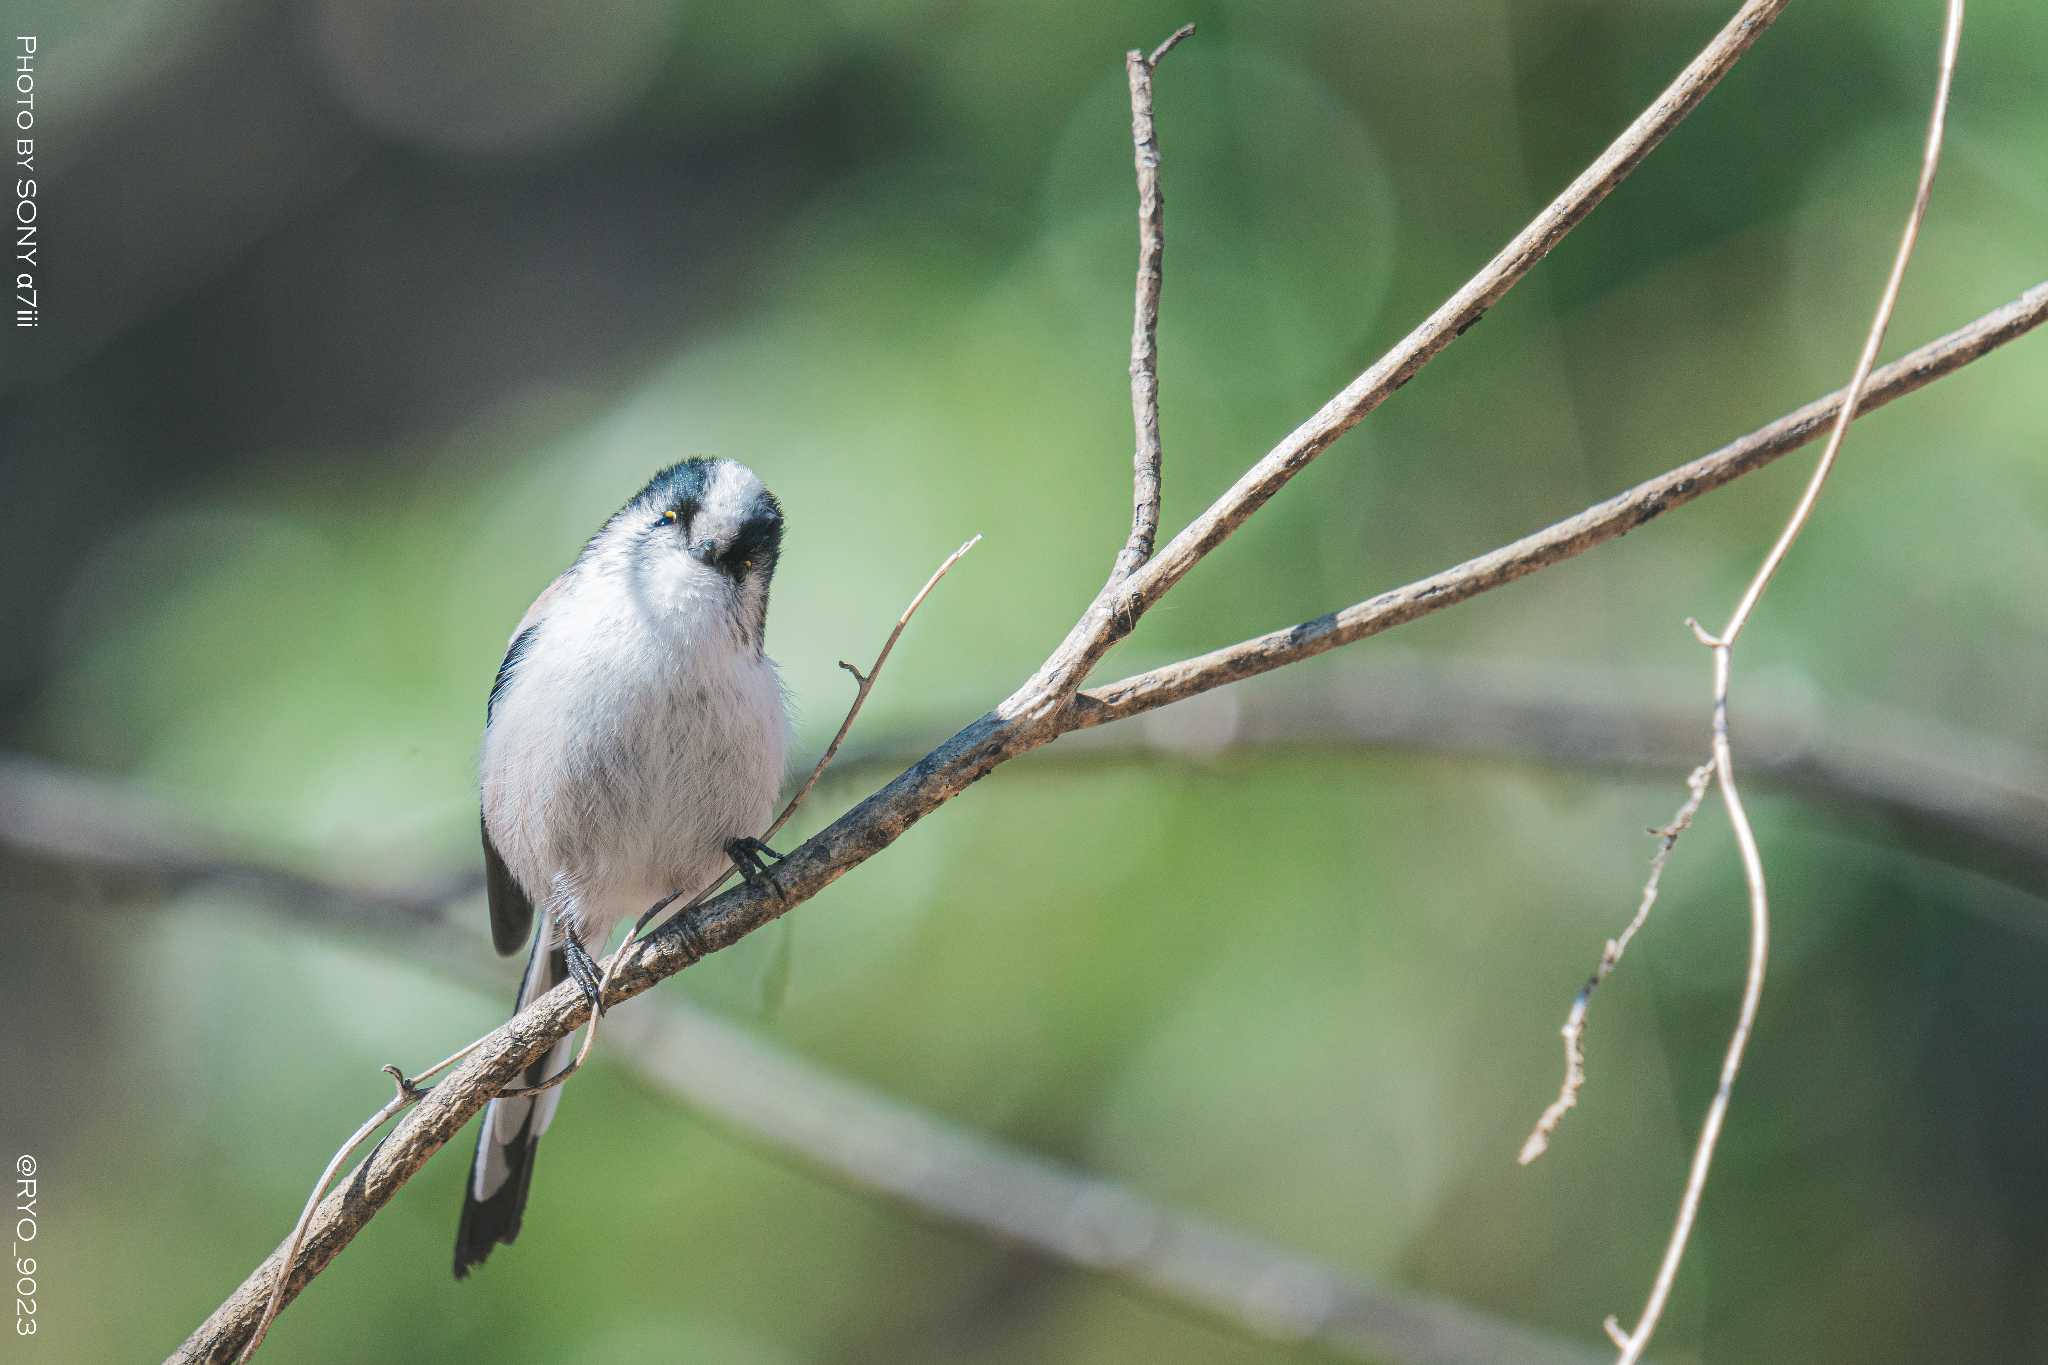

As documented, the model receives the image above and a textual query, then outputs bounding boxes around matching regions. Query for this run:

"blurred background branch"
[853,656,2048,892]
[0,748,1603,1365]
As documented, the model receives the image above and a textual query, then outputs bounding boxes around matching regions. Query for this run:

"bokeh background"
[4,1,2046,1362]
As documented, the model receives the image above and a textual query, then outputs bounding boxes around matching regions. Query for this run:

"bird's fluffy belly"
[482,630,784,944]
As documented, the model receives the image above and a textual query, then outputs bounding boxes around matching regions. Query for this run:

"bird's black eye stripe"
[656,501,697,530]
[724,518,781,571]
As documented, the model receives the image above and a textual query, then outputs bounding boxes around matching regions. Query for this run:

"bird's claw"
[726,836,788,902]
[560,930,605,1016]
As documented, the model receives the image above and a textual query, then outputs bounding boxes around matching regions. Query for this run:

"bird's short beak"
[688,539,721,567]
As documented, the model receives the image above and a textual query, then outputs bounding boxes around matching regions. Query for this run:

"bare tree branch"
[0,753,462,926]
[159,5,2042,1355]
[1016,0,1793,706]
[1075,280,2048,727]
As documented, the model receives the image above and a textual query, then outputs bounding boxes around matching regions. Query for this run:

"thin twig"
[766,534,983,845]
[496,1026,598,1098]
[1597,634,1762,1365]
[1108,23,1193,588]
[235,1002,542,1356]
[235,1066,421,1364]
[1719,10,1963,649]
[1607,6,1964,1361]
[1519,760,1713,1167]
[1147,22,1196,67]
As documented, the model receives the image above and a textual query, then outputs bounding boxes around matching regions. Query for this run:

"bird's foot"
[726,836,788,902]
[560,928,606,1016]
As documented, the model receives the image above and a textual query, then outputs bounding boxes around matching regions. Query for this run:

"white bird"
[455,457,789,1277]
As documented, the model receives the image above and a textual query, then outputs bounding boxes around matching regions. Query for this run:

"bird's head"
[614,457,784,649]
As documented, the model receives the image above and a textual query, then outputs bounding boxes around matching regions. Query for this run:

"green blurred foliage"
[3,1,2046,1362]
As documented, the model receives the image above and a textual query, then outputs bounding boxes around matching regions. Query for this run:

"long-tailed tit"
[454,457,789,1277]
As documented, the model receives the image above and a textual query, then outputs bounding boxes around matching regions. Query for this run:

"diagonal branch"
[1073,280,2048,728]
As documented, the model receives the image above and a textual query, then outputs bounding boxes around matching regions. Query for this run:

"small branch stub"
[1518,760,1713,1167]
[1148,23,1197,67]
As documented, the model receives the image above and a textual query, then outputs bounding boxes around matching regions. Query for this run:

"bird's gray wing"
[482,816,534,957]
[480,574,565,956]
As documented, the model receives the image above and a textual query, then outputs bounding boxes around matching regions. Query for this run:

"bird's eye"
[659,508,680,525]
[738,558,754,573]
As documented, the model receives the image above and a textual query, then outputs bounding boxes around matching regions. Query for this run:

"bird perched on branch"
[455,457,790,1277]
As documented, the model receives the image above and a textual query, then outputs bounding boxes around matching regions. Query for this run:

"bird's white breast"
[480,562,787,946]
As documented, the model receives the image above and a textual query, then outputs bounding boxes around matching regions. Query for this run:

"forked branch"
[1022,0,1795,706]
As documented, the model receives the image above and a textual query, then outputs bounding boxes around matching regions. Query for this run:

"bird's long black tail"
[454,930,573,1278]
